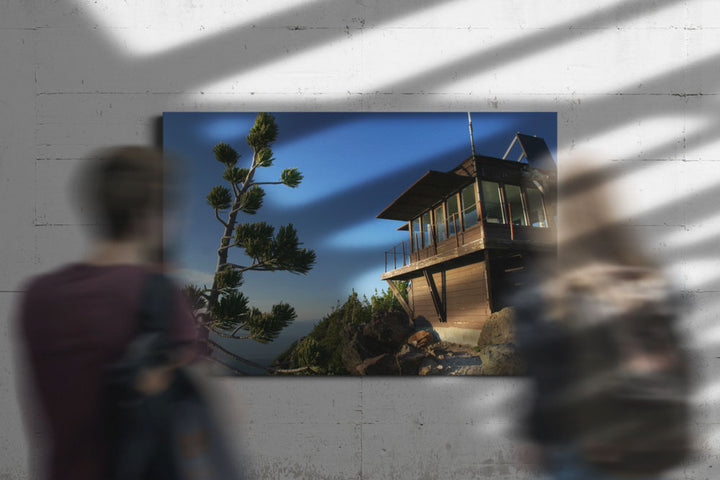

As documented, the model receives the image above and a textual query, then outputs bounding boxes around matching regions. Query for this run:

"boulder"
[356,354,400,375]
[451,365,484,376]
[408,330,437,349]
[363,311,412,349]
[477,307,517,348]
[418,357,442,376]
[397,344,413,356]
[479,343,526,376]
[396,345,427,375]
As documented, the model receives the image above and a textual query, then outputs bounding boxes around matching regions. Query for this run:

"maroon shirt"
[17,263,198,480]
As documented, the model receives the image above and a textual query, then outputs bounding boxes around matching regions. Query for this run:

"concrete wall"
[2,1,718,478]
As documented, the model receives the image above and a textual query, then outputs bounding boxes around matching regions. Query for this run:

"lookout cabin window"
[411,218,421,252]
[422,211,433,247]
[504,184,528,226]
[526,187,548,227]
[461,184,478,229]
[434,205,446,242]
[481,181,505,224]
[446,195,459,237]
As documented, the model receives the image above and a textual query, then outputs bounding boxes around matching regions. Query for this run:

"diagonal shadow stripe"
[558,180,720,266]
[560,118,720,199]
[49,0,451,93]
[258,113,719,244]
[189,49,718,161]
[50,0,687,99]
[67,0,716,177]
[369,0,686,94]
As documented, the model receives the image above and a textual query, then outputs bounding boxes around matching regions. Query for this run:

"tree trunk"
[208,203,240,308]
[208,154,258,309]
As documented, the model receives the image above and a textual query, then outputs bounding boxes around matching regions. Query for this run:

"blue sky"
[163,111,555,361]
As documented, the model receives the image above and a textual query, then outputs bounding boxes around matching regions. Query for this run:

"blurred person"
[15,146,198,480]
[514,160,692,479]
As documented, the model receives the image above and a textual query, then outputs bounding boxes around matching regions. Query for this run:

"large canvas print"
[163,112,557,376]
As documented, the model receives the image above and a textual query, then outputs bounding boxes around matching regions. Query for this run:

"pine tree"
[185,113,316,372]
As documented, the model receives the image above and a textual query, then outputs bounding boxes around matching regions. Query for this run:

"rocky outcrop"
[339,309,524,376]
[477,307,517,347]
[476,307,526,375]
[363,311,412,349]
[340,311,410,375]
[396,344,427,375]
[356,354,400,375]
[340,324,376,374]
[407,330,437,349]
[418,356,442,376]
[478,344,525,375]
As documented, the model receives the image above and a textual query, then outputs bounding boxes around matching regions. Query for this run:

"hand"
[134,365,174,395]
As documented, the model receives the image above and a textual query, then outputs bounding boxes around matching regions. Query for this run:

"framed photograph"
[163,112,556,376]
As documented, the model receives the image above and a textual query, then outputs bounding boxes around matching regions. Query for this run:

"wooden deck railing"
[384,239,410,272]
[383,213,464,273]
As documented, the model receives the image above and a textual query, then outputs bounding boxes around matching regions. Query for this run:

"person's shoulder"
[19,264,74,296]
[21,263,151,295]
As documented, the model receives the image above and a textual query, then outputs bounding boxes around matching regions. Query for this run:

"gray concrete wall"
[2,1,718,478]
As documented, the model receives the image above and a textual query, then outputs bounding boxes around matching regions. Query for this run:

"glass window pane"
[446,195,459,237]
[504,184,528,226]
[526,188,548,227]
[434,205,446,241]
[461,184,478,229]
[421,211,433,246]
[411,218,421,252]
[481,181,505,224]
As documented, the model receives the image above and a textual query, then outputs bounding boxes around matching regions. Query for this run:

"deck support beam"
[423,270,446,323]
[385,280,414,322]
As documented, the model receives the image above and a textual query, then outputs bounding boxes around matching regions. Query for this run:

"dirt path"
[421,342,484,376]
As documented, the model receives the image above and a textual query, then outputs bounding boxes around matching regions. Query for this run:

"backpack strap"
[137,272,173,333]
[129,272,176,368]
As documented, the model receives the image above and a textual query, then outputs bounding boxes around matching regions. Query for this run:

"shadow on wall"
[34,0,720,478]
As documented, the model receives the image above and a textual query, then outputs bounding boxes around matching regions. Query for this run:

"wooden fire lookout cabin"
[378,133,557,345]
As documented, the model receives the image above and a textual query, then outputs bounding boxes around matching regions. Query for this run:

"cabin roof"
[513,133,556,171]
[376,170,473,221]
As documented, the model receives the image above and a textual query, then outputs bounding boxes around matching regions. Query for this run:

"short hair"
[78,146,165,240]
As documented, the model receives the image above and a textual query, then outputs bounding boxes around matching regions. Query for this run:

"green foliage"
[206,185,232,210]
[234,222,316,274]
[281,168,303,188]
[213,142,240,166]
[273,339,299,368]
[246,112,279,150]
[273,291,371,375]
[370,281,409,314]
[223,166,249,185]
[272,224,316,274]
[235,221,275,261]
[214,268,244,291]
[182,284,207,311]
[200,112,316,350]
[256,148,275,167]
[211,290,250,329]
[273,284,410,375]
[297,337,323,368]
[243,303,297,344]
[238,185,265,214]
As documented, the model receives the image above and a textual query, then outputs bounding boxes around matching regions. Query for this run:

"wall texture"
[2,1,718,479]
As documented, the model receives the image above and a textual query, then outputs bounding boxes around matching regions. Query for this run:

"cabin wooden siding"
[409,261,492,331]
[484,223,555,244]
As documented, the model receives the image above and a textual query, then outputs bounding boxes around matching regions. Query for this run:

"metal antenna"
[467,112,476,158]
